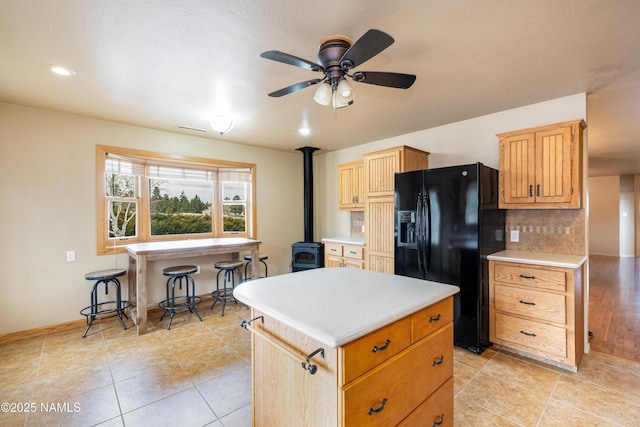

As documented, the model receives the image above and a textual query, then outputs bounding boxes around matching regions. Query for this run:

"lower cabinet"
[325,242,365,269]
[251,297,454,426]
[489,260,584,370]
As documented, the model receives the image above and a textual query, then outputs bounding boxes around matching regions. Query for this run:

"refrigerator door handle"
[424,192,432,273]
[416,193,424,274]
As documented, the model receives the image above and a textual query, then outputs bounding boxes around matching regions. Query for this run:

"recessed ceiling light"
[298,127,311,136]
[50,66,76,76]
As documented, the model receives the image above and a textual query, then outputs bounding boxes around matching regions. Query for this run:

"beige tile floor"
[1,302,639,426]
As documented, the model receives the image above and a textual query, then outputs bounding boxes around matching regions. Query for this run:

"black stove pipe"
[296,146,319,243]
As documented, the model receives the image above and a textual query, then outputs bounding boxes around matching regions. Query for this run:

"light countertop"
[233,268,459,348]
[488,250,587,269]
[322,237,365,245]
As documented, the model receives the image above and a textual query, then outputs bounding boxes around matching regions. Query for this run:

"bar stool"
[80,268,131,338]
[244,254,269,281]
[211,260,245,316]
[159,265,202,330]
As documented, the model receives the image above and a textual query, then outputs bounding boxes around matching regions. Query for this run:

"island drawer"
[399,377,453,427]
[494,312,566,358]
[341,323,453,427]
[343,244,364,260]
[493,262,567,292]
[339,316,411,385]
[494,284,566,324]
[411,297,453,343]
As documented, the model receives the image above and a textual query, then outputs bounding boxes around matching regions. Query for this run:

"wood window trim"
[96,145,257,255]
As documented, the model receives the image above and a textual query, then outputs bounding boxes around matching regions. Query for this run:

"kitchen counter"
[488,250,587,269]
[321,236,365,245]
[233,267,459,347]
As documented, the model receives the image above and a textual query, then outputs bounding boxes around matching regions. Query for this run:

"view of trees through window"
[99,146,255,253]
[149,179,213,235]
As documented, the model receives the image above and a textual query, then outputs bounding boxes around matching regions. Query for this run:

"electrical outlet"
[510,230,519,242]
[66,251,76,262]
[195,265,201,274]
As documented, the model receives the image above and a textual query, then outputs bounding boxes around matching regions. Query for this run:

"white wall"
[0,103,303,335]
[316,93,588,239]
[588,176,620,256]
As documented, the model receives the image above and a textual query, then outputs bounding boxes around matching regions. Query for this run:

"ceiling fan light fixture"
[207,116,234,135]
[337,78,353,99]
[313,83,332,106]
[332,91,353,109]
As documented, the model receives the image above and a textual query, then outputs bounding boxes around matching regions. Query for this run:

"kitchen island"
[233,267,459,426]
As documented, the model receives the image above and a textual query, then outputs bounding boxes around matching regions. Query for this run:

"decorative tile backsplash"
[505,209,585,255]
[350,211,365,240]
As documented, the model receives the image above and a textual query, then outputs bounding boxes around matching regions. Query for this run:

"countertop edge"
[321,237,365,245]
[238,288,459,348]
[487,250,587,269]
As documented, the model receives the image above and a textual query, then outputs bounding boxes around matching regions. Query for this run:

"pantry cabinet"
[497,119,585,209]
[489,259,584,371]
[363,146,429,273]
[338,160,365,210]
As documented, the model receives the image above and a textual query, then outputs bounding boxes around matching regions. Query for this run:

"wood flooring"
[588,254,640,362]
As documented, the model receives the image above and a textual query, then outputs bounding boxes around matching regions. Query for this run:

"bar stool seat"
[243,254,269,281]
[211,260,245,316]
[80,268,131,338]
[159,265,202,330]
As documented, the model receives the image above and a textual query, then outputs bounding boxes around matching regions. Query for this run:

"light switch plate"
[510,230,519,242]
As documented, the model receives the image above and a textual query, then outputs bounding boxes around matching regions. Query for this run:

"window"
[96,145,256,254]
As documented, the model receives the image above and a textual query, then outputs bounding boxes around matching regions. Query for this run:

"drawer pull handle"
[520,330,537,337]
[519,274,536,280]
[519,300,536,306]
[368,398,387,415]
[432,413,445,426]
[429,313,441,322]
[371,339,391,353]
[432,355,444,366]
[330,248,337,252]
[348,251,357,255]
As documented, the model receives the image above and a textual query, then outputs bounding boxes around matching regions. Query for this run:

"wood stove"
[292,147,324,272]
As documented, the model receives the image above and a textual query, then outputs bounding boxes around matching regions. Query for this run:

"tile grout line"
[99,325,127,427]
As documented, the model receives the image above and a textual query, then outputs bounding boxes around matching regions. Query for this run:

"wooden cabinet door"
[499,132,536,206]
[535,125,573,204]
[498,120,584,209]
[338,164,355,209]
[364,149,401,198]
[338,161,365,210]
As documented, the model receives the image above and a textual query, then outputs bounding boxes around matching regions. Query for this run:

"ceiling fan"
[260,29,416,109]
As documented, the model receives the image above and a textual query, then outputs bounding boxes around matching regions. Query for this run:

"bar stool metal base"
[80,268,131,338]
[211,260,246,316]
[159,265,202,330]
[243,254,268,281]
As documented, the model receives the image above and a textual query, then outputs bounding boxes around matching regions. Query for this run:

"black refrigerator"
[394,163,505,353]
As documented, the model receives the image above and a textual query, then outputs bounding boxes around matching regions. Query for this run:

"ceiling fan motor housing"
[318,36,352,85]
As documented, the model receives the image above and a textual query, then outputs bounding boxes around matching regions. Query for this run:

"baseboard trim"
[0,295,219,343]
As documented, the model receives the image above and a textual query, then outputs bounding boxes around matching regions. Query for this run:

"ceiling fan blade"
[351,71,416,89]
[268,78,323,97]
[260,50,323,72]
[340,29,395,69]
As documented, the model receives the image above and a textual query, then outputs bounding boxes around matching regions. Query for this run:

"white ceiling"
[1,0,639,176]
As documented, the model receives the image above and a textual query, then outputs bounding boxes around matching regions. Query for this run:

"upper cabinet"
[363,146,429,273]
[338,160,365,211]
[498,119,586,209]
